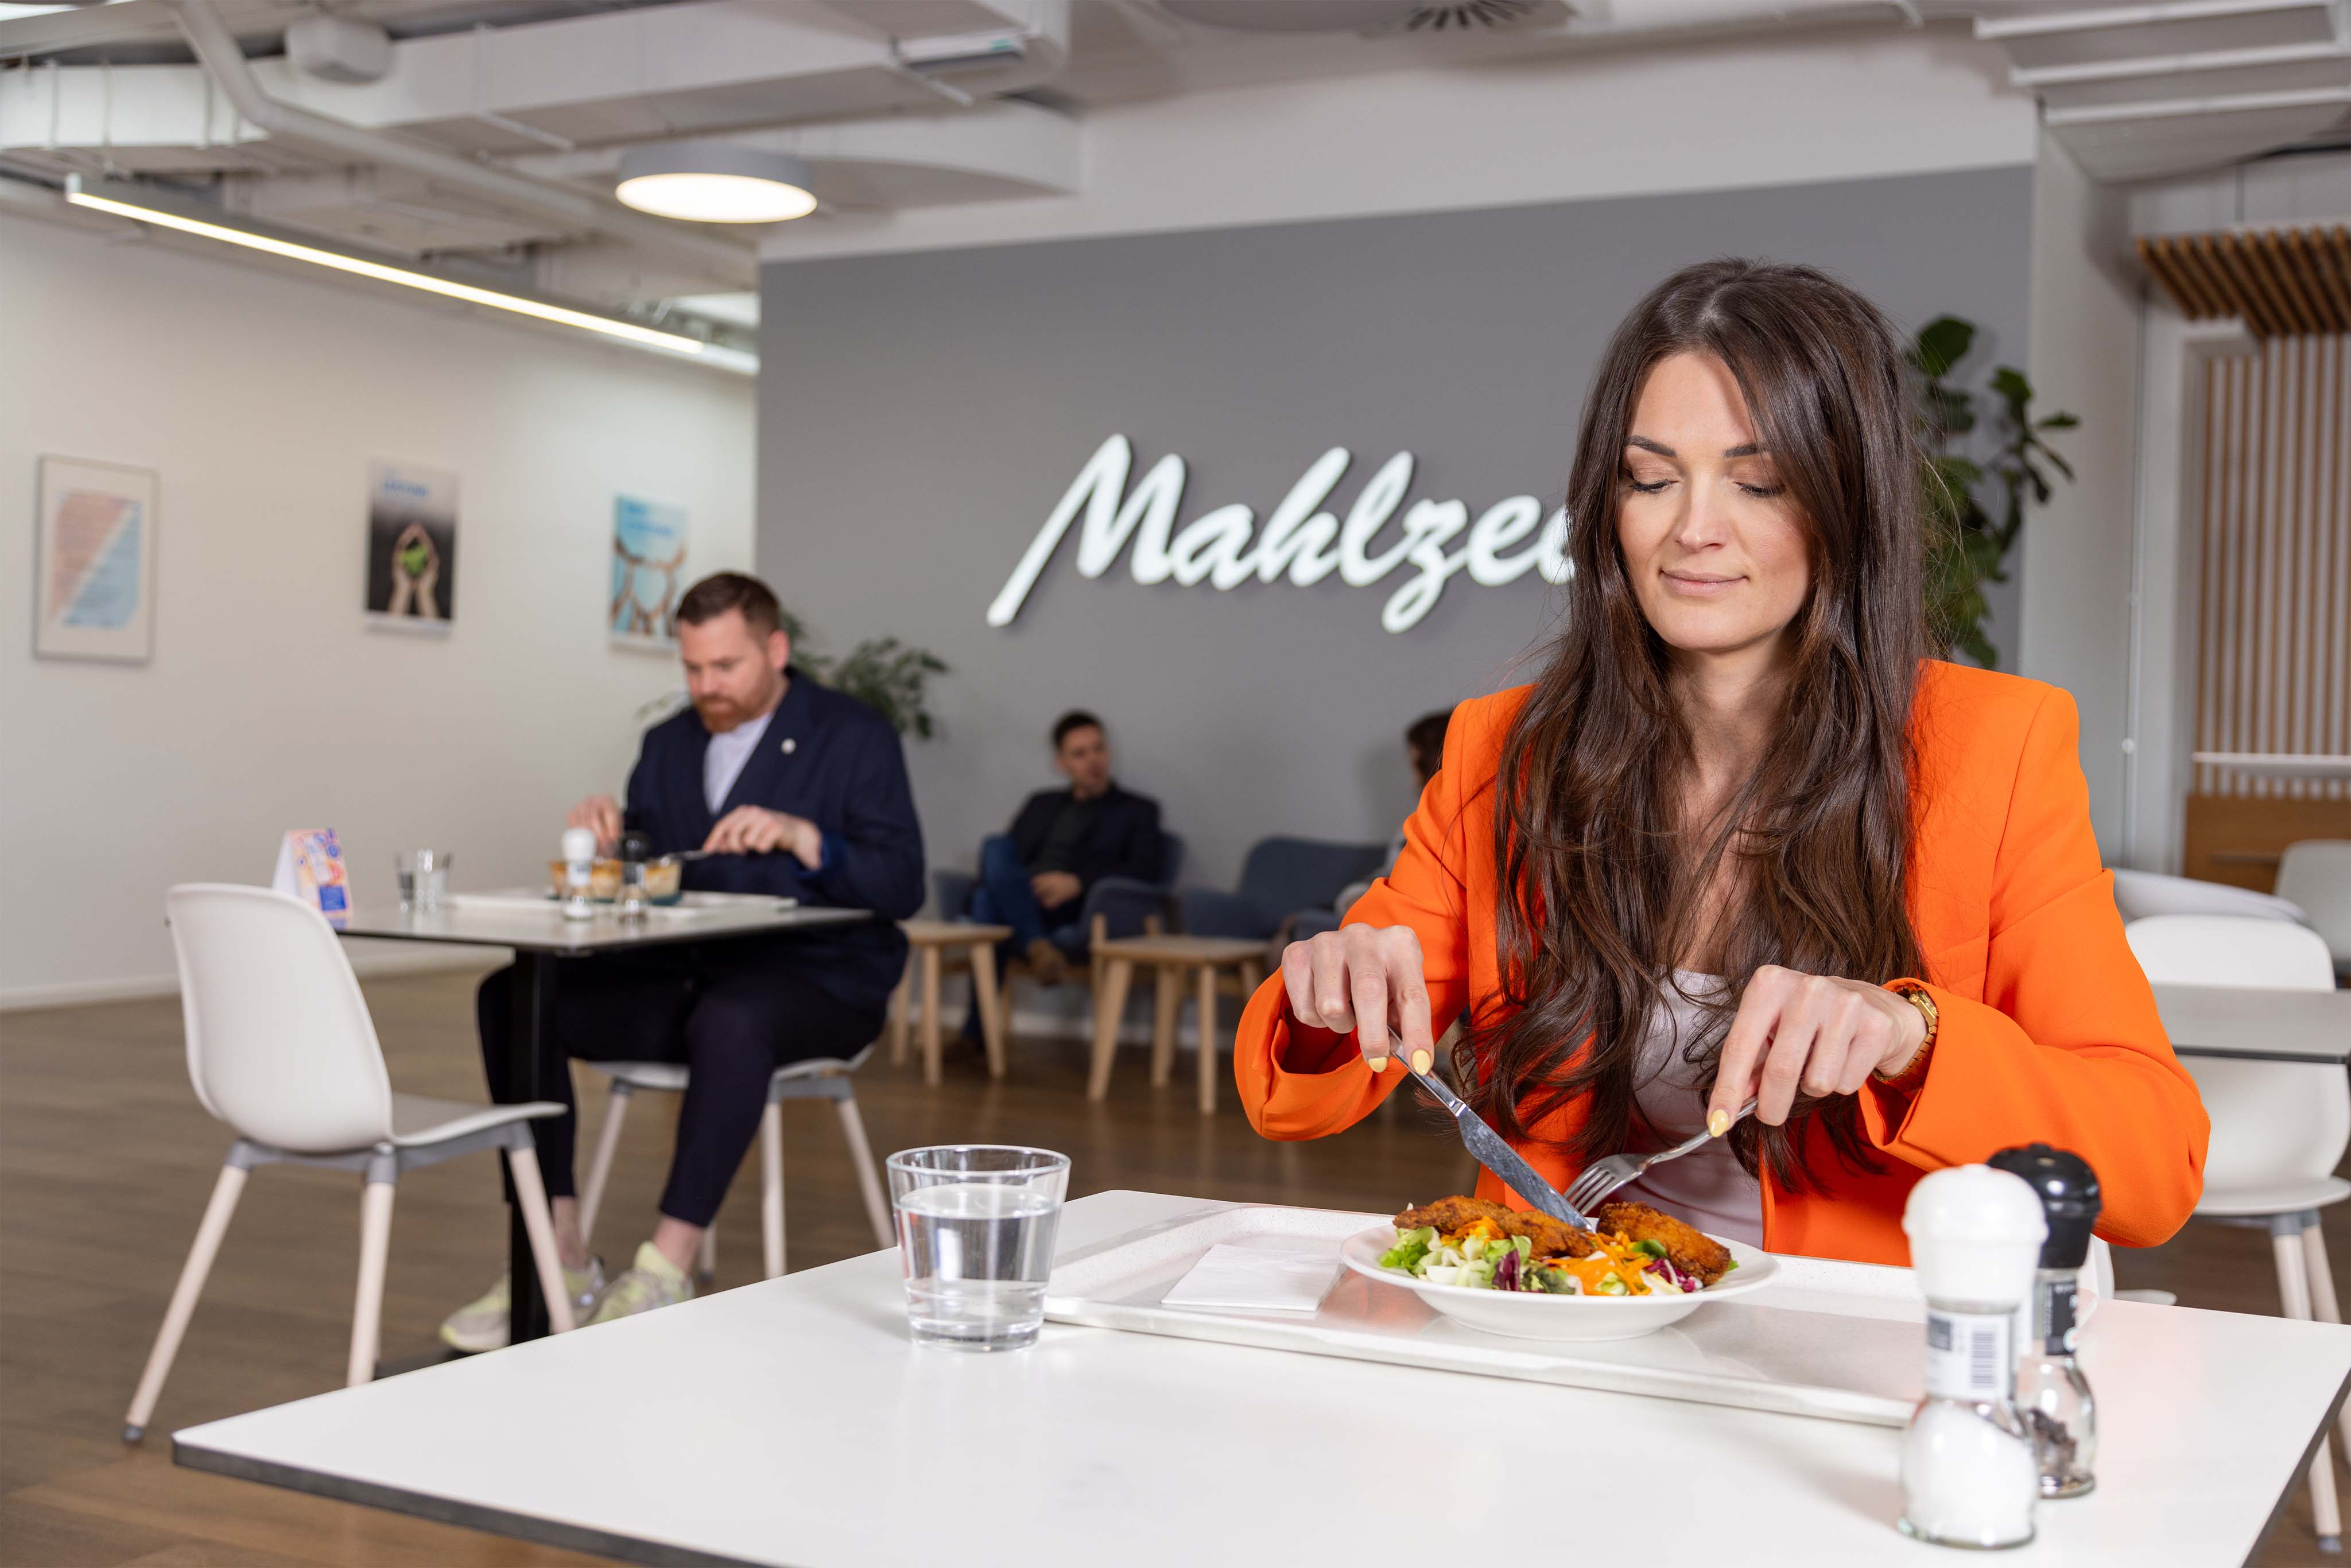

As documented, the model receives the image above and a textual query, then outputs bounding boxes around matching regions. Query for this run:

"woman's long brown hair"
[1468,258,1935,1193]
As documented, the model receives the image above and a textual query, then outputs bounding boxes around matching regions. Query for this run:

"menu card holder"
[273,829,351,926]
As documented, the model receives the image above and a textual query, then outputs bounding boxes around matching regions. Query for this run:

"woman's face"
[1615,351,1812,665]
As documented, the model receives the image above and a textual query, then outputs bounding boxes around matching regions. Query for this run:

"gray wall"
[759,167,2034,903]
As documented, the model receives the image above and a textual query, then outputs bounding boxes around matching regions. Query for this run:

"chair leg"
[920,945,944,1088]
[1088,957,1135,1101]
[2300,1217,2351,1456]
[577,1081,632,1251]
[1196,962,1220,1116]
[889,953,913,1067]
[761,1101,786,1279]
[506,1146,576,1334]
[1151,962,1181,1088]
[697,1223,718,1286]
[125,1161,249,1441]
[996,973,1015,1051]
[835,1092,895,1250]
[347,1175,397,1387]
[2275,1217,2342,1547]
[970,943,1007,1080]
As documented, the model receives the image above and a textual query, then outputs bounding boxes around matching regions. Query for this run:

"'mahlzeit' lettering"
[986,435,1571,634]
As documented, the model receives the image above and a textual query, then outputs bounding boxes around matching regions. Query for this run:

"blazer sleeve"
[1857,688,2209,1246]
[620,735,660,839]
[1101,797,1164,884]
[1235,704,1478,1141]
[807,724,926,920]
[1007,793,1054,862]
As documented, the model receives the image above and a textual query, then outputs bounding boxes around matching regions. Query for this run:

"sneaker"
[584,1242,695,1327]
[439,1256,606,1353]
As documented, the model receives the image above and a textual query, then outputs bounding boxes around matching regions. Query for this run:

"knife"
[1402,1059,1595,1231]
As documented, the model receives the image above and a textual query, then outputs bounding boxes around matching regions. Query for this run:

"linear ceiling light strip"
[65,184,707,356]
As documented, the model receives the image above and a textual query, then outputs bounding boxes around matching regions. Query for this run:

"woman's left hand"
[1706,965,1929,1129]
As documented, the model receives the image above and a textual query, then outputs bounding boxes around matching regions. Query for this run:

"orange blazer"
[1235,661,2209,1265]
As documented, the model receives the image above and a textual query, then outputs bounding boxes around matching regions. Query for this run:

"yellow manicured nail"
[1411,1050,1433,1074]
[1365,1055,1389,1073]
[1707,1108,1732,1139]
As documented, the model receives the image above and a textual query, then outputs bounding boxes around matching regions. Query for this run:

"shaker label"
[2039,1278,2079,1353]
[1926,1308,2014,1401]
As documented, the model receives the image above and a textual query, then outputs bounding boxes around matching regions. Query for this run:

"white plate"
[1338,1224,1782,1342]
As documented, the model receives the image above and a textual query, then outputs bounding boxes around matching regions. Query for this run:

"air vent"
[1405,0,1549,29]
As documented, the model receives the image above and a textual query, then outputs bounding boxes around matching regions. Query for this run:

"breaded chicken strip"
[1596,1200,1735,1286]
[1394,1196,1600,1259]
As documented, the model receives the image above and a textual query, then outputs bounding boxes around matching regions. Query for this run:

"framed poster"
[365,460,458,632]
[35,455,158,663]
[610,493,688,650]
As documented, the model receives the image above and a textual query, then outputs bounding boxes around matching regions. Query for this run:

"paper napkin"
[1161,1243,1340,1313]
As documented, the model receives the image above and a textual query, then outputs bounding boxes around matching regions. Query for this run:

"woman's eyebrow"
[1626,435,1675,456]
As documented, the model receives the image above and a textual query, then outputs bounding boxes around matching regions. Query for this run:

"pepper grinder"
[1899,1164,2047,1550]
[1989,1144,2101,1499]
[616,830,650,922]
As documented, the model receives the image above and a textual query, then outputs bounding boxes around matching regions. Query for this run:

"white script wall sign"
[986,434,1572,634]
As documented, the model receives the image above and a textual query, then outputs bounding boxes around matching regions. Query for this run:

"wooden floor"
[3,964,2345,1566]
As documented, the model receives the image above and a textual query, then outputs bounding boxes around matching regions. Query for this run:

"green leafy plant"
[1908,315,2078,669]
[776,609,949,739]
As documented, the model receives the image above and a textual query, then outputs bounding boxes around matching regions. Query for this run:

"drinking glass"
[395,849,452,910]
[887,1146,1069,1352]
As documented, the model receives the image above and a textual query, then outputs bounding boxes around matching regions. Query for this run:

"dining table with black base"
[332,891,869,1346]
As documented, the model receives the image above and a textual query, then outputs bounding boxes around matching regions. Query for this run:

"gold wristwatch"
[1879,981,1938,1085]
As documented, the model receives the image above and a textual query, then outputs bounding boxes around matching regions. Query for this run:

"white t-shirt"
[1613,971,1764,1247]
[703,704,776,815]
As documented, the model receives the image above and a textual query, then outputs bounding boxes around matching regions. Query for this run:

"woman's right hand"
[1280,923,1436,1074]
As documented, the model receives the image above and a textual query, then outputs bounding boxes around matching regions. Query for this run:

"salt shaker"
[561,827,597,922]
[1989,1144,2101,1499]
[1899,1164,2048,1550]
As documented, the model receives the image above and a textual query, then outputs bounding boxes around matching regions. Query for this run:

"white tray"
[1043,1202,1927,1427]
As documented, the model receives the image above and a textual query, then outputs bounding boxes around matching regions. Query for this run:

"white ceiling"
[6,0,2350,325]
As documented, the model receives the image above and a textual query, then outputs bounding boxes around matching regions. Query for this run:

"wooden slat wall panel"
[2195,335,2351,799]
[2140,227,2351,336]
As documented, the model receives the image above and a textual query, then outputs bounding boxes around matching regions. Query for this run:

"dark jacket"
[1007,782,1163,897]
[623,670,921,1015]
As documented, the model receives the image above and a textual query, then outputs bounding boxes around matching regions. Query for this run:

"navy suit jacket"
[622,670,921,1015]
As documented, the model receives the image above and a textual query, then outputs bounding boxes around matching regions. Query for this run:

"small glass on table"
[887,1146,1069,1352]
[394,849,453,911]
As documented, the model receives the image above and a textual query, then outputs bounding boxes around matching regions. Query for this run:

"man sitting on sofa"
[966,710,1162,985]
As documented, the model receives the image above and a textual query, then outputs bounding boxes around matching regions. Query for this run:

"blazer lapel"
[715,672,809,817]
[673,715,717,845]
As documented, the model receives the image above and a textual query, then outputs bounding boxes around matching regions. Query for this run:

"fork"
[1561,1098,1759,1215]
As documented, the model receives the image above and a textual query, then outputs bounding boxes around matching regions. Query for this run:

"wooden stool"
[893,921,1012,1085]
[1088,934,1266,1115]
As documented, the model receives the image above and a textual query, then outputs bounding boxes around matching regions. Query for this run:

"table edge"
[172,1436,770,1568]
[331,906,870,954]
[2243,1361,2351,1568]
[2170,1046,2351,1066]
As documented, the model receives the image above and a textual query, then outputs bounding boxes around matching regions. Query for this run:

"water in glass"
[888,1146,1068,1352]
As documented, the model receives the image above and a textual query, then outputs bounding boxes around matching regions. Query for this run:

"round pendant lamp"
[615,142,817,224]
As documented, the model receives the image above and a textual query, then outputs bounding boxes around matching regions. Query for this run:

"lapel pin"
[781,737,797,755]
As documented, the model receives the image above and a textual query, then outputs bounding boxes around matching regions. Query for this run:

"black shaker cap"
[1988,1144,2102,1269]
[618,830,651,864]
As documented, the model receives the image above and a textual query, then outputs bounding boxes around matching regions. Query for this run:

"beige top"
[1613,971,1763,1247]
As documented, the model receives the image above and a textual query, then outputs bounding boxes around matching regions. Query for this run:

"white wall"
[2019,129,2146,862]
[759,25,2038,262]
[0,211,755,1008]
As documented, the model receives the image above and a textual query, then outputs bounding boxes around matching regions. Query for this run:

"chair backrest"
[2276,839,2351,966]
[2112,867,2305,925]
[166,884,395,1154]
[1236,836,1388,919]
[2123,913,2345,1196]
[2123,914,2336,990]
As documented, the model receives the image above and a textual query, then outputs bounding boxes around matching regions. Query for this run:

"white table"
[2154,981,2351,1066]
[335,892,868,1341]
[173,1190,2351,1567]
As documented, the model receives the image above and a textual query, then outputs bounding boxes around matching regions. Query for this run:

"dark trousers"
[477,948,883,1229]
[968,834,1082,952]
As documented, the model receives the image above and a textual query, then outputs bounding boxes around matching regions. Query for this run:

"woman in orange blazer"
[1237,260,2206,1266]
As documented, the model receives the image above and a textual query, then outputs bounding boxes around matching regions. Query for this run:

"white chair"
[2112,867,2306,925]
[125,886,575,1442]
[575,1044,894,1282]
[2276,840,2351,976]
[2125,913,2347,1547]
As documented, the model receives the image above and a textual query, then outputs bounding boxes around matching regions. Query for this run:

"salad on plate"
[1378,1196,1734,1297]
